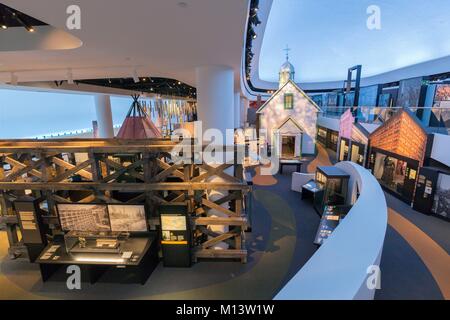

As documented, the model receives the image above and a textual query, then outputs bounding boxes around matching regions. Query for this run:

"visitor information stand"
[159,205,192,267]
[13,197,49,262]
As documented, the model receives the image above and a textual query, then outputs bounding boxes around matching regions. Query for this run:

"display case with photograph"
[57,204,111,232]
[64,230,129,254]
[107,204,148,232]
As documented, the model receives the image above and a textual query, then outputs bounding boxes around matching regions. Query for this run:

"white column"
[240,97,249,128]
[234,92,241,129]
[94,95,114,138]
[196,66,235,249]
[195,66,234,135]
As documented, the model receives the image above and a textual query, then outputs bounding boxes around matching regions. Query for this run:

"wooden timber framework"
[0,138,251,262]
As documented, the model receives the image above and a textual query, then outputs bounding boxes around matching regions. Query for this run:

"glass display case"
[314,205,352,245]
[64,230,129,254]
[313,166,350,215]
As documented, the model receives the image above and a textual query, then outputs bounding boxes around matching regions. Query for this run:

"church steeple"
[279,45,295,88]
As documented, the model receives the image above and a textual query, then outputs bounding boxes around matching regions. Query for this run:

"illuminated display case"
[64,230,129,254]
[313,166,350,215]
[368,109,428,204]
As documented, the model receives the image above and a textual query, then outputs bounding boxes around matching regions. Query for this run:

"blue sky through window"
[0,88,131,138]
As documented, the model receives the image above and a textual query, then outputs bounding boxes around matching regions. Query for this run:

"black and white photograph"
[57,204,110,232]
[107,205,147,232]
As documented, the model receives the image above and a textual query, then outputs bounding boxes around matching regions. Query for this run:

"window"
[284,93,294,109]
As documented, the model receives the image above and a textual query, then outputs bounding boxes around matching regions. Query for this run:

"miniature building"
[257,54,321,158]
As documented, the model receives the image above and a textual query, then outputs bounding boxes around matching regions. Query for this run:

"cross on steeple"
[283,45,291,61]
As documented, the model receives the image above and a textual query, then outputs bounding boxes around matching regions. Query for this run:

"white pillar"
[234,92,241,129]
[240,97,249,128]
[94,95,114,138]
[195,66,234,135]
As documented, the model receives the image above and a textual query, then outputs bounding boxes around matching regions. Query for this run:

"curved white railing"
[275,162,388,300]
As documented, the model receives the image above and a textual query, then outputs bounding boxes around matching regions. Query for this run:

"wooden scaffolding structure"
[0,138,251,262]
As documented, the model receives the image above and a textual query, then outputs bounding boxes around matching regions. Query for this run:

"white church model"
[257,50,321,158]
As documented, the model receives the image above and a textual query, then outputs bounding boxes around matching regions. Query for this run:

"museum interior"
[0,0,449,301]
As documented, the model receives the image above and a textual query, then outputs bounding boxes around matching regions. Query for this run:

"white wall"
[275,162,388,300]
[259,82,318,155]
[317,115,340,132]
[431,133,450,167]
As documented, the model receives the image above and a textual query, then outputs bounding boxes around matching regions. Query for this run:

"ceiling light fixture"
[67,68,74,84]
[11,11,34,32]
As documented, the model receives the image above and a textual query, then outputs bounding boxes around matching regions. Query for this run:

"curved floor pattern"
[307,144,333,173]
[386,209,450,299]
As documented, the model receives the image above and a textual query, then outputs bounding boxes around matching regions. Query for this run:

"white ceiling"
[0,0,249,88]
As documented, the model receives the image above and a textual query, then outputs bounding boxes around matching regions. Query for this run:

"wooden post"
[0,156,7,216]
[40,153,57,215]
[88,151,103,202]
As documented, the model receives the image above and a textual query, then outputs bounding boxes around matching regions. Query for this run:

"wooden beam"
[101,159,144,183]
[3,158,46,182]
[155,159,185,180]
[0,182,250,191]
[194,248,247,259]
[151,163,184,182]
[201,232,238,249]
[194,216,247,226]
[50,194,73,204]
[51,159,93,182]
[201,198,237,216]
[51,157,93,180]
[102,158,144,181]
[4,157,43,179]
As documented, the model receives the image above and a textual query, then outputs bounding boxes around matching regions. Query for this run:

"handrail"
[275,162,388,300]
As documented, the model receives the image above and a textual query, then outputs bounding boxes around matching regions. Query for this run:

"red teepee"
[116,95,163,139]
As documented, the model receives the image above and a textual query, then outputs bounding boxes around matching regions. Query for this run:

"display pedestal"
[36,234,159,285]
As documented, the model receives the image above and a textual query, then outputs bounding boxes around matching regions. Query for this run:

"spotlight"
[252,34,257,39]
[0,15,7,29]
[132,69,140,83]
[10,72,18,86]
[67,68,74,84]
[11,11,34,32]
[177,81,181,85]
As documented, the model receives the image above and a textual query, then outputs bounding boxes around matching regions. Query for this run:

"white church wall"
[259,81,318,155]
